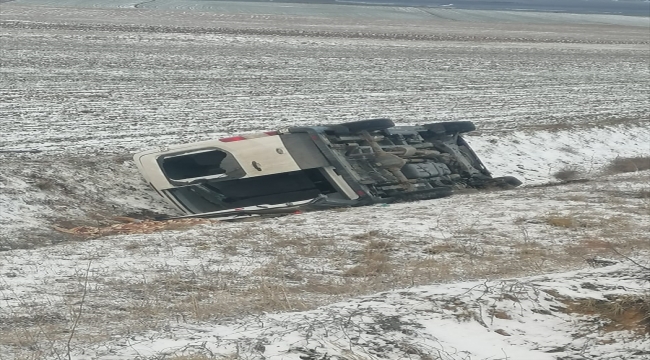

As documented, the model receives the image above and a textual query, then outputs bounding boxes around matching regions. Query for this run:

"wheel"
[424,121,476,134]
[338,118,395,133]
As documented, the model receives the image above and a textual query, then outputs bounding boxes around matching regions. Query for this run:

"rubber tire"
[424,121,476,134]
[338,118,395,133]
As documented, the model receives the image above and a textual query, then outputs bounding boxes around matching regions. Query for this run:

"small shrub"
[34,179,55,191]
[605,156,650,174]
[553,166,583,182]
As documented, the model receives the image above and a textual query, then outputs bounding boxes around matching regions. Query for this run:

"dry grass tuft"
[639,189,650,199]
[298,278,351,295]
[167,353,241,360]
[564,238,614,258]
[366,240,393,252]
[124,242,141,250]
[564,194,588,202]
[489,309,512,320]
[553,166,584,182]
[351,230,382,241]
[423,243,458,255]
[605,156,650,174]
[53,218,215,238]
[407,259,453,280]
[563,295,650,336]
[252,282,297,312]
[513,242,547,257]
[167,355,214,360]
[345,241,394,277]
[579,238,613,250]
[345,252,392,277]
[545,214,575,228]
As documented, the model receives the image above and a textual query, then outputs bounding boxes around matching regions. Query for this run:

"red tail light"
[219,131,278,142]
[219,136,247,142]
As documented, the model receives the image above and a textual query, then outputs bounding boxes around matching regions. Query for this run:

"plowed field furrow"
[1,5,649,154]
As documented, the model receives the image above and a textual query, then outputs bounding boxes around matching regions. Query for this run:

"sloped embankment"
[1,123,649,250]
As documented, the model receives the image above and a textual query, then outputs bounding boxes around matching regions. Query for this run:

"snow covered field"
[0,1,649,359]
